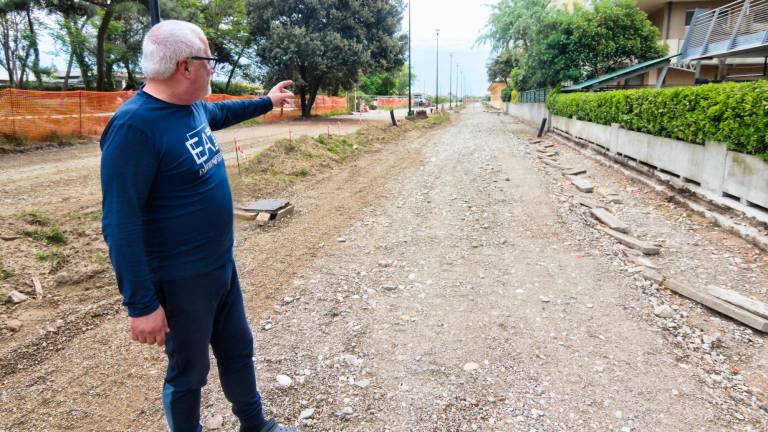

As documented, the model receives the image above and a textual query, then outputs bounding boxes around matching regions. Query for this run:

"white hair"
[141,20,207,80]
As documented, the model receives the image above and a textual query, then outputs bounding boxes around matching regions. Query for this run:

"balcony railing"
[680,0,768,61]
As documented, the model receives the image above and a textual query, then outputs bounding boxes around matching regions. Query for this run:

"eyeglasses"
[188,56,221,68]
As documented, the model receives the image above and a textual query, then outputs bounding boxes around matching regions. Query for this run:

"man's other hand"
[268,80,294,108]
[129,306,170,346]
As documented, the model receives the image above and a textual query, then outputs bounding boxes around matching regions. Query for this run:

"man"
[100,20,296,432]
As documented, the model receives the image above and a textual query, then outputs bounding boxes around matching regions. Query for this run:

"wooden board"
[707,286,768,320]
[597,226,660,255]
[234,209,257,221]
[666,279,768,333]
[590,208,629,233]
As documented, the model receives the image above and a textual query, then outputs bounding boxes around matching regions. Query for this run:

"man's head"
[141,20,214,101]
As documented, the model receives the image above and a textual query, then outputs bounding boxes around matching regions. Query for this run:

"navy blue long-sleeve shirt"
[100,91,273,317]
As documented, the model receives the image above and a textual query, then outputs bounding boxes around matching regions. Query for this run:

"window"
[685,10,696,26]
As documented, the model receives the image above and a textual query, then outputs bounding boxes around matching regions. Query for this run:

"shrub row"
[546,81,768,159]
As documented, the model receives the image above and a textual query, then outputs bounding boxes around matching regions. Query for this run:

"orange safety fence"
[0,89,348,141]
[376,96,408,108]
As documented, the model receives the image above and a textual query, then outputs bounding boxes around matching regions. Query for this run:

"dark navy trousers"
[156,258,267,432]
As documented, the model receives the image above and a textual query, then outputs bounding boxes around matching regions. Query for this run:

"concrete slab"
[254,212,272,226]
[707,286,768,320]
[567,175,594,193]
[666,279,768,333]
[563,168,587,176]
[576,197,602,209]
[597,226,660,255]
[590,208,629,233]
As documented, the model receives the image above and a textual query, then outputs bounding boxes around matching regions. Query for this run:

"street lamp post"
[435,29,439,109]
[455,64,459,106]
[448,53,452,109]
[407,1,413,116]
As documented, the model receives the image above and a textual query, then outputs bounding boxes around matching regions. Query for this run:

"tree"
[486,48,517,86]
[481,0,666,90]
[247,0,406,117]
[477,0,550,52]
[0,0,46,88]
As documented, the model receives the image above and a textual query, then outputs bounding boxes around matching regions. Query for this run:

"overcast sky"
[404,0,499,97]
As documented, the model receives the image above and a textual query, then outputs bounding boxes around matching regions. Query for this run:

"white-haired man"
[100,20,296,432]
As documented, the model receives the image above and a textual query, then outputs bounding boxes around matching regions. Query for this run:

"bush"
[210,80,263,96]
[546,81,768,159]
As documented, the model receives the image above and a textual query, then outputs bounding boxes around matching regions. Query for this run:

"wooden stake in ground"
[32,277,43,300]
[234,137,245,177]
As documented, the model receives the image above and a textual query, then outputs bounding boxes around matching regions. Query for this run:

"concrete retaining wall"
[506,102,768,210]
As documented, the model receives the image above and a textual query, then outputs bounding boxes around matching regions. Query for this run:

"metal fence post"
[79,91,83,137]
[10,89,17,137]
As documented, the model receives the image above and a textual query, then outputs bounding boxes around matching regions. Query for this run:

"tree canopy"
[247,0,406,116]
[480,0,666,91]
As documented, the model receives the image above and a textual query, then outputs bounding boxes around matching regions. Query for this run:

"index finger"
[275,80,293,90]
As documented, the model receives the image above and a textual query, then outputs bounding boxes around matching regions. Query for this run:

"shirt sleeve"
[203,97,274,131]
[100,121,160,318]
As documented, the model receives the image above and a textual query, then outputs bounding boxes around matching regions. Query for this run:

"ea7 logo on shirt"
[185,124,218,164]
[185,124,223,176]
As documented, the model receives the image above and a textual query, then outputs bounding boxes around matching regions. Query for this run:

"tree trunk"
[122,59,134,89]
[25,5,41,84]
[224,46,245,93]
[0,15,16,87]
[17,42,31,88]
[95,3,114,91]
[69,19,91,90]
[64,50,75,90]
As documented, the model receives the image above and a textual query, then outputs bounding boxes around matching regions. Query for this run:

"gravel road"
[1,105,766,432]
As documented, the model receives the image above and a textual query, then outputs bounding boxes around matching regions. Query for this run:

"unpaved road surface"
[2,105,767,431]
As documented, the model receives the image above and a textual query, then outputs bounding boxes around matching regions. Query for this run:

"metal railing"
[680,0,768,61]
[519,88,548,103]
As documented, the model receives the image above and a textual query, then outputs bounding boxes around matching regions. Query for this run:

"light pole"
[407,1,413,116]
[455,63,459,106]
[434,29,439,109]
[448,53,452,109]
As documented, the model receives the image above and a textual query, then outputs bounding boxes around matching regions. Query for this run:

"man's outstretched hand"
[129,305,169,346]
[267,80,294,108]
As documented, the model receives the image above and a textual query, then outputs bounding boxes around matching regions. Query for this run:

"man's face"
[188,38,213,98]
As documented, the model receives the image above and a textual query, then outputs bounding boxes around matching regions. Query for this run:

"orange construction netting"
[376,96,408,108]
[0,89,347,141]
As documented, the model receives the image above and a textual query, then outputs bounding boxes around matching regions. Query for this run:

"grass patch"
[318,107,352,117]
[35,248,66,270]
[0,266,12,280]
[0,134,27,153]
[22,227,67,245]
[232,111,450,198]
[17,209,52,226]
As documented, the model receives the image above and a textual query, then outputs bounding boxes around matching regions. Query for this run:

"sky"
[36,0,499,96]
[404,0,499,97]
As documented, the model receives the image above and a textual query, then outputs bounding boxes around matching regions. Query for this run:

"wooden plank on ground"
[567,175,594,193]
[597,226,660,255]
[32,277,43,300]
[254,212,272,226]
[590,208,629,233]
[707,286,768,320]
[666,279,768,333]
[234,209,257,221]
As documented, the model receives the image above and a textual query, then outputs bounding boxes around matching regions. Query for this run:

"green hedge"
[546,81,768,159]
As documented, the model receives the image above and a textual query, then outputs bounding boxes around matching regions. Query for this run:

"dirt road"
[0,112,393,216]
[1,105,767,431]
